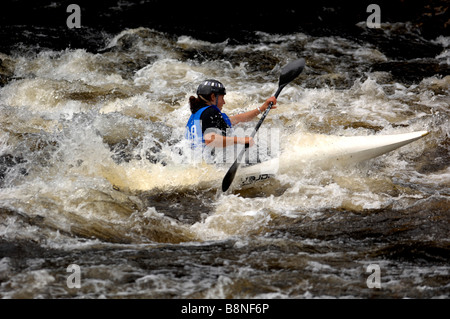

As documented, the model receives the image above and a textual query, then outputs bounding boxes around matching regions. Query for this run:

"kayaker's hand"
[245,137,255,147]
[262,96,277,111]
[236,137,255,147]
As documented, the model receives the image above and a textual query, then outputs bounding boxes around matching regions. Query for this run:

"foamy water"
[0,25,448,299]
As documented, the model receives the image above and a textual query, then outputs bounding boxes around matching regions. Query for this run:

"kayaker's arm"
[204,133,255,148]
[230,97,277,125]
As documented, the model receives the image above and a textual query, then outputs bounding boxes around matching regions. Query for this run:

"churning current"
[0,2,449,299]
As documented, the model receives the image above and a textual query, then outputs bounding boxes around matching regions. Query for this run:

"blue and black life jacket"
[185,105,232,148]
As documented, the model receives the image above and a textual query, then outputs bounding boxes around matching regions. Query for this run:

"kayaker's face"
[217,95,226,110]
[210,94,226,110]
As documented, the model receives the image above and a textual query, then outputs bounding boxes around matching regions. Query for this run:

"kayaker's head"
[189,79,226,113]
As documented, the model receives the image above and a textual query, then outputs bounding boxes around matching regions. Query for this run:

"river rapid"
[0,1,449,300]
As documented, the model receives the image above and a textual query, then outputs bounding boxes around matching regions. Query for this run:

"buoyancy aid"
[185,105,232,148]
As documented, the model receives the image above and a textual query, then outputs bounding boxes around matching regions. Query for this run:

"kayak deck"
[235,131,429,188]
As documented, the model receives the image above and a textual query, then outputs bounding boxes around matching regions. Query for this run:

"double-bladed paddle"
[221,58,306,192]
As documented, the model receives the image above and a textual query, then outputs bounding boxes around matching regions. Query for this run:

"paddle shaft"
[222,58,305,192]
[228,85,285,178]
[251,85,284,138]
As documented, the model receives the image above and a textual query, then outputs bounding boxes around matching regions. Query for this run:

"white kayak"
[106,130,429,193]
[235,130,429,189]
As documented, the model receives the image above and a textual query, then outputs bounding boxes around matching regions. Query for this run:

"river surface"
[0,1,449,299]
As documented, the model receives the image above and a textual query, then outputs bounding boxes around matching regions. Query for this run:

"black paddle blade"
[279,58,305,88]
[221,159,240,192]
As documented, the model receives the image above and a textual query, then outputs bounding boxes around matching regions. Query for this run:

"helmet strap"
[198,93,220,107]
[199,95,210,104]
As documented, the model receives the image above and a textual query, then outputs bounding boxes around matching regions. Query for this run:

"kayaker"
[185,79,277,148]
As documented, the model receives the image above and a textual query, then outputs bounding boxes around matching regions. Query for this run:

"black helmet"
[197,79,226,96]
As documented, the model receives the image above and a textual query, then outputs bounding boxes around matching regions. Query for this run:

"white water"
[0,28,448,298]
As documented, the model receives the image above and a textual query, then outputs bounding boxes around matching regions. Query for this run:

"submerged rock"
[0,54,15,87]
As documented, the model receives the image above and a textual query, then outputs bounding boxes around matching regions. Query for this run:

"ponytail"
[189,94,212,113]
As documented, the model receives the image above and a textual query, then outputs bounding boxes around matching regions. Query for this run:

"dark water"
[0,0,449,301]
